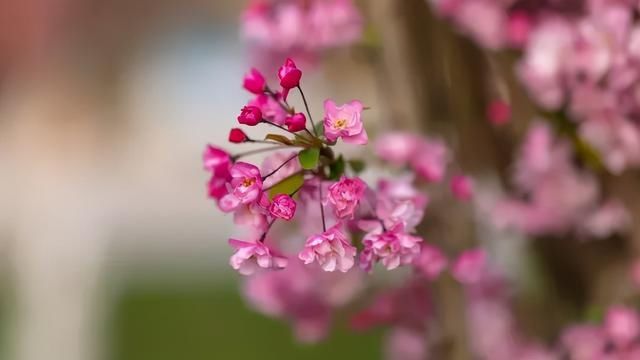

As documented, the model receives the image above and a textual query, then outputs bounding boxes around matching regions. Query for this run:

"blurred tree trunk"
[369,0,511,358]
[369,0,640,356]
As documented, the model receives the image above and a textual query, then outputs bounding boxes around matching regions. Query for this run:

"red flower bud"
[278,58,302,90]
[229,128,248,143]
[243,68,266,94]
[285,112,307,132]
[237,106,263,126]
[487,99,511,126]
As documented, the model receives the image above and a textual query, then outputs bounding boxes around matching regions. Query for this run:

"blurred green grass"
[110,280,383,360]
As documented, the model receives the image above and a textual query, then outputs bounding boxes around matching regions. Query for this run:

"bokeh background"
[0,0,385,359]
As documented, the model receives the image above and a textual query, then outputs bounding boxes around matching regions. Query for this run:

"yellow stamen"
[241,178,255,187]
[334,119,347,129]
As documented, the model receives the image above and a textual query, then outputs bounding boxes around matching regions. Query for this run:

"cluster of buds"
[203,58,476,278]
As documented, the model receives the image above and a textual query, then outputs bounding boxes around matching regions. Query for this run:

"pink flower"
[243,259,363,343]
[241,0,363,62]
[375,177,428,231]
[327,176,366,219]
[269,194,297,220]
[605,305,640,347]
[307,0,363,50]
[203,145,232,201]
[278,58,302,89]
[248,94,288,125]
[517,19,574,109]
[298,224,356,272]
[361,223,423,271]
[374,132,422,165]
[358,248,374,273]
[385,328,428,360]
[243,68,266,94]
[202,144,231,176]
[285,112,306,132]
[578,200,629,238]
[579,115,640,174]
[228,239,288,275]
[452,249,487,285]
[561,325,607,360]
[323,99,368,145]
[413,244,448,280]
[410,137,450,182]
[237,105,263,126]
[456,0,506,50]
[450,174,474,201]
[207,175,228,200]
[219,162,263,212]
[507,11,532,48]
[228,128,248,143]
[234,193,270,231]
[350,279,431,330]
[487,99,511,126]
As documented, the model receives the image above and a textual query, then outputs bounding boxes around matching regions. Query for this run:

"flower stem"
[232,145,290,160]
[263,120,296,135]
[259,219,277,243]
[289,184,304,197]
[246,139,281,145]
[265,87,293,114]
[262,153,299,180]
[297,85,318,136]
[318,179,327,232]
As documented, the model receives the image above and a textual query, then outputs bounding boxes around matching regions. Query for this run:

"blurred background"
[0,0,386,359]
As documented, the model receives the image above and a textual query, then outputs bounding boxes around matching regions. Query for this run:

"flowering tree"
[203,0,640,359]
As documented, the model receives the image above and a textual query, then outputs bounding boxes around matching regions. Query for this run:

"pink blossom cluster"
[560,306,640,359]
[466,272,640,360]
[455,252,640,360]
[463,267,559,360]
[241,0,363,61]
[493,121,629,237]
[243,260,364,342]
[201,59,495,348]
[203,59,459,277]
[430,0,640,174]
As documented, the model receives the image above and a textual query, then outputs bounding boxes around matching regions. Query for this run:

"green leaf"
[268,172,304,199]
[298,148,320,170]
[347,159,366,174]
[328,155,345,180]
[265,134,293,145]
[574,137,604,172]
[585,305,604,323]
[313,121,324,137]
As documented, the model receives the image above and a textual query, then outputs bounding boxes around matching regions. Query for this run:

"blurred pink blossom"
[229,239,288,275]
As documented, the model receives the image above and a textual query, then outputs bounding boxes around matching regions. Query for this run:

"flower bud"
[278,58,302,89]
[269,194,297,220]
[487,99,511,126]
[237,106,263,126]
[285,112,307,132]
[243,68,266,94]
[229,128,248,143]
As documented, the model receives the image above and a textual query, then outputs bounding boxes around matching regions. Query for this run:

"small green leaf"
[298,148,320,170]
[585,305,604,323]
[574,137,604,172]
[348,159,366,174]
[265,134,293,145]
[328,155,345,180]
[268,173,304,199]
[314,121,325,137]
